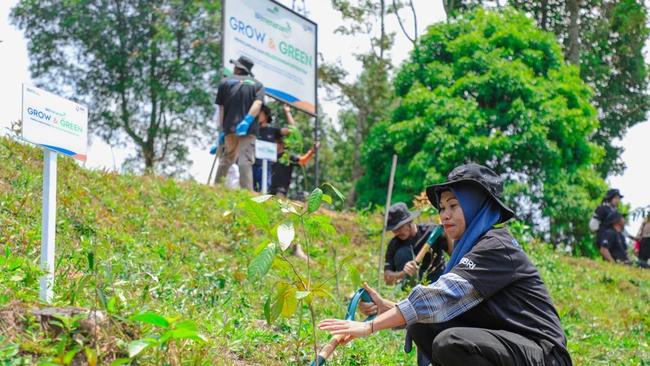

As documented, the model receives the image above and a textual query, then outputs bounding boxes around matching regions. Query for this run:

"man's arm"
[600,247,615,262]
[247,100,263,118]
[284,103,296,126]
[217,105,224,130]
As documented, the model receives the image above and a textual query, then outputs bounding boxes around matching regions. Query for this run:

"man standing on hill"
[214,56,265,190]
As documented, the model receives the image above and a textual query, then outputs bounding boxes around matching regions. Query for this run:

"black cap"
[230,56,255,75]
[386,202,420,231]
[604,188,623,201]
[426,163,515,224]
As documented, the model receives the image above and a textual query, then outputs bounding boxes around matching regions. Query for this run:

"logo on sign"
[27,106,83,135]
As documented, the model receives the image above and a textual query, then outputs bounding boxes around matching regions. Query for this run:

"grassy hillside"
[0,136,648,365]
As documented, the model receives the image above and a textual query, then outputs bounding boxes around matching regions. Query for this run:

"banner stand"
[21,84,88,304]
[262,159,269,194]
[39,149,58,303]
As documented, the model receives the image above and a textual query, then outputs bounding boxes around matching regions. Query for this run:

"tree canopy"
[11,0,222,175]
[357,8,607,254]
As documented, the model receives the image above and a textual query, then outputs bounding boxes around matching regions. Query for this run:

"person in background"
[598,212,631,264]
[214,56,265,190]
[269,140,318,197]
[590,189,621,227]
[383,202,451,287]
[635,215,650,268]
[253,104,294,192]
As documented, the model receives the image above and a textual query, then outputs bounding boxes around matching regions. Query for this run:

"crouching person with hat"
[383,203,451,287]
[598,211,632,264]
[319,163,572,366]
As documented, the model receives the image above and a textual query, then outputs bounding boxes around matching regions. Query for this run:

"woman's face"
[439,190,466,241]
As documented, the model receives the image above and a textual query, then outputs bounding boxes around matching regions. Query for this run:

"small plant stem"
[295,302,304,364]
[332,246,340,299]
[299,214,311,290]
[308,303,318,365]
[279,251,306,289]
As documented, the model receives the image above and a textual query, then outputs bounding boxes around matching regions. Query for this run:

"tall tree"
[11,0,222,175]
[508,0,650,176]
[319,0,395,204]
[358,9,607,255]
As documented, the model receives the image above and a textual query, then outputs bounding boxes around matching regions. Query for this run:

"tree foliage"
[319,0,396,204]
[11,0,222,175]
[508,0,650,176]
[357,9,607,254]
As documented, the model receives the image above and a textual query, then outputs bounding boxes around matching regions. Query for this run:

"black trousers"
[407,320,564,366]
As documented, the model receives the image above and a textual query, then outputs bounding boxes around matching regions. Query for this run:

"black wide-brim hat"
[425,163,515,224]
[386,202,420,231]
[230,55,254,75]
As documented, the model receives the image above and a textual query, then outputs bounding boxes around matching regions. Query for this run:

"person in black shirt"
[252,104,293,192]
[214,56,265,191]
[319,163,572,366]
[269,140,317,197]
[590,188,623,246]
[383,203,451,287]
[598,212,631,264]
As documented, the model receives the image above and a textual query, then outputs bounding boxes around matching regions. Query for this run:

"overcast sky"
[0,0,648,232]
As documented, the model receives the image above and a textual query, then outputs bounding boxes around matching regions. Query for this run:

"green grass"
[0,136,648,365]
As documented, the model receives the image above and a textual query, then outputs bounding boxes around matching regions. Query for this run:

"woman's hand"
[318,319,372,339]
[358,282,395,316]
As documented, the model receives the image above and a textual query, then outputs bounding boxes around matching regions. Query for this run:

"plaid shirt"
[396,272,483,325]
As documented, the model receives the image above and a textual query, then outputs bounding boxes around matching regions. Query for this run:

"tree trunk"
[540,0,548,30]
[566,0,581,65]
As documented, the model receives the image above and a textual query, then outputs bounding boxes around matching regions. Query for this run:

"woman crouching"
[319,163,571,366]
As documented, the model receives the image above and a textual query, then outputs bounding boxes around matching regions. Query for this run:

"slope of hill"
[0,136,648,365]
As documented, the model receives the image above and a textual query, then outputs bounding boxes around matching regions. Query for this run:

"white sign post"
[223,0,318,116]
[255,139,277,194]
[21,84,88,303]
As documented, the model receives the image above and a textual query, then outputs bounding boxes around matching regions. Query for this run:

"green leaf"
[63,347,81,364]
[322,194,332,205]
[281,286,298,317]
[251,194,273,203]
[276,222,295,251]
[263,295,272,325]
[307,188,323,213]
[109,359,130,366]
[349,265,361,289]
[295,291,311,300]
[241,199,270,231]
[322,182,345,203]
[270,287,285,323]
[130,311,170,328]
[247,243,276,281]
[84,347,97,366]
[128,339,150,358]
[279,199,299,215]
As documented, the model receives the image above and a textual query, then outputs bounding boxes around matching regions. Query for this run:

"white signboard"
[255,139,278,162]
[223,0,317,115]
[22,84,88,161]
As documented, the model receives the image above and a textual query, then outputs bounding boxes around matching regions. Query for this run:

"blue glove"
[209,132,225,155]
[235,114,255,136]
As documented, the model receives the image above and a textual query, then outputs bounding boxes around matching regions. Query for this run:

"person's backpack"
[589,214,600,233]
